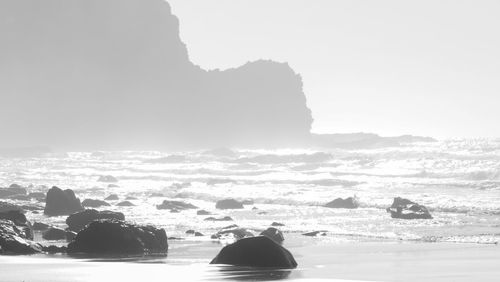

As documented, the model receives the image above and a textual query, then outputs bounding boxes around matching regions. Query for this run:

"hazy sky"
[168,0,500,138]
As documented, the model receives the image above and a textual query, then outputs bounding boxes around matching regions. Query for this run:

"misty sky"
[168,0,500,138]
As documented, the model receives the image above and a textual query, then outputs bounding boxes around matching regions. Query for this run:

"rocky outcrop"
[210,236,297,268]
[260,227,284,243]
[67,219,168,255]
[0,219,41,254]
[386,197,432,219]
[0,207,33,240]
[44,186,84,216]
[0,184,27,198]
[215,199,244,210]
[66,209,125,232]
[324,197,359,209]
[156,200,198,211]
[82,199,110,208]
[196,209,211,215]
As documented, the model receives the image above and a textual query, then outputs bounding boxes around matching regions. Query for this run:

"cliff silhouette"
[0,0,433,151]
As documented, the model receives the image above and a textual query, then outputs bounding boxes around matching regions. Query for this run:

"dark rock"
[215,199,244,210]
[196,209,211,215]
[194,232,203,237]
[302,231,327,237]
[0,219,41,254]
[0,209,33,240]
[257,211,268,215]
[104,194,119,201]
[252,207,258,210]
[260,227,285,243]
[204,216,233,222]
[42,227,71,241]
[67,219,168,255]
[185,229,195,234]
[271,222,285,227]
[211,225,254,241]
[116,201,134,207]
[66,209,125,232]
[170,209,180,213]
[386,197,433,219]
[210,236,297,268]
[0,185,27,198]
[82,199,110,208]
[97,175,118,183]
[44,186,84,216]
[324,197,359,209]
[156,200,198,211]
[241,199,254,205]
[33,222,50,231]
[42,245,67,254]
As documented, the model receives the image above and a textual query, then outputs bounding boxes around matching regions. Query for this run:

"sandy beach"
[1,237,498,281]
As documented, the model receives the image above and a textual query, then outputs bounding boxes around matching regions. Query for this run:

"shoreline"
[1,240,499,281]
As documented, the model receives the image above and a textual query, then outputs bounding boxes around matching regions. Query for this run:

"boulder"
[42,227,73,241]
[215,199,244,210]
[302,231,327,237]
[116,201,134,207]
[196,209,211,215]
[386,197,433,219]
[210,236,297,268]
[0,219,41,254]
[195,232,204,237]
[211,225,254,241]
[156,200,198,211]
[44,186,84,216]
[260,227,284,243]
[67,219,168,255]
[271,222,285,227]
[204,216,233,222]
[97,175,118,183]
[82,199,110,208]
[66,209,125,232]
[104,194,119,201]
[33,222,50,231]
[324,197,359,209]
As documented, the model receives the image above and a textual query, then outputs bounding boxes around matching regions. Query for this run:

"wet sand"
[0,238,498,281]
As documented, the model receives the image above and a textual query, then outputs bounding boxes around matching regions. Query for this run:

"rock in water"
[386,197,432,219]
[116,201,134,207]
[156,200,198,211]
[82,199,110,208]
[260,227,284,243]
[196,209,211,215]
[42,227,72,241]
[97,175,118,183]
[66,209,125,232]
[67,219,168,255]
[104,194,119,201]
[211,225,254,241]
[324,197,359,209]
[215,199,244,209]
[210,236,297,268]
[44,186,84,216]
[0,219,41,254]
[0,184,27,198]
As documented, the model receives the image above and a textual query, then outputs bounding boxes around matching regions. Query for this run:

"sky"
[168,0,500,139]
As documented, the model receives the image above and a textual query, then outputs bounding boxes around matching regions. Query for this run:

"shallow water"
[1,139,500,246]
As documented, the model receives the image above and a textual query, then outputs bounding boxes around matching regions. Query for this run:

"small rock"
[82,199,110,208]
[116,201,134,207]
[215,199,244,210]
[104,194,119,201]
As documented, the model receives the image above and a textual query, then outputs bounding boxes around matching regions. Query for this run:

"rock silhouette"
[386,197,433,219]
[216,199,244,210]
[44,187,84,216]
[66,209,125,232]
[324,197,359,209]
[67,219,168,255]
[210,236,297,268]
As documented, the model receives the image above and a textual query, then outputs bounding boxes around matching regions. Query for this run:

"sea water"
[1,139,499,245]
